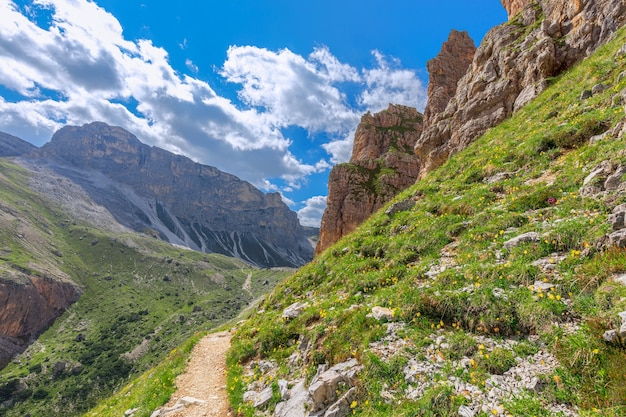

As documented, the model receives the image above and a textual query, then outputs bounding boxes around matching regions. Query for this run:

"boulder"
[368,306,395,321]
[282,302,308,320]
[324,387,357,417]
[609,229,626,247]
[308,359,362,413]
[503,232,540,250]
[385,199,416,217]
[609,204,626,230]
[274,380,309,417]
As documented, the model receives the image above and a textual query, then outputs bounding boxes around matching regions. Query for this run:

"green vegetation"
[227,26,626,416]
[0,159,292,416]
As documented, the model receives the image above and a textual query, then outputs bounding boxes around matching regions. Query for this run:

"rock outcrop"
[414,0,626,178]
[316,105,423,255]
[0,275,81,368]
[501,0,529,18]
[33,122,313,267]
[422,30,476,129]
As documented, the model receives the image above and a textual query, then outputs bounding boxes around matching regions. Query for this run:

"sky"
[0,0,507,227]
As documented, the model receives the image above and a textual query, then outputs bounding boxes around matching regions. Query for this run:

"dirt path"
[164,331,233,417]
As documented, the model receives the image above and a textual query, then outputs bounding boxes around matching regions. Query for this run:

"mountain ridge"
[4,121,314,268]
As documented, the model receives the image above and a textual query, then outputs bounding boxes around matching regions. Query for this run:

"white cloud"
[359,50,428,113]
[220,45,361,134]
[185,59,198,73]
[297,196,327,228]
[321,129,356,164]
[0,0,427,203]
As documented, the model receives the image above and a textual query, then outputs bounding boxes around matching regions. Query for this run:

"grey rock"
[589,130,611,144]
[620,323,626,339]
[278,379,290,400]
[255,386,274,408]
[458,405,477,417]
[484,171,514,184]
[178,396,207,406]
[609,229,626,247]
[503,232,540,250]
[309,372,345,411]
[580,90,593,100]
[591,83,609,95]
[385,198,415,216]
[605,166,626,191]
[282,302,308,320]
[609,204,626,230]
[583,160,612,186]
[274,380,309,417]
[124,408,139,417]
[603,329,618,343]
[324,387,357,417]
[309,359,362,413]
[244,387,273,408]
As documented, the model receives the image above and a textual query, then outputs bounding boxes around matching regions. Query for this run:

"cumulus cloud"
[359,50,428,112]
[0,0,427,225]
[297,196,327,228]
[220,45,361,134]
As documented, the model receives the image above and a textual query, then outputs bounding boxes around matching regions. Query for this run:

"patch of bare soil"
[165,331,233,417]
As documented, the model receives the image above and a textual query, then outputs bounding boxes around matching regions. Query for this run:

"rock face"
[34,122,313,267]
[316,105,423,255]
[501,0,529,18]
[414,0,626,178]
[423,30,476,129]
[0,275,81,368]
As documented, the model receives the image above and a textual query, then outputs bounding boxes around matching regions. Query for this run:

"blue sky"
[0,0,507,226]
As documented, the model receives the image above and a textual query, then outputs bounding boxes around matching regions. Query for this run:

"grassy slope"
[227,27,626,417]
[0,159,292,417]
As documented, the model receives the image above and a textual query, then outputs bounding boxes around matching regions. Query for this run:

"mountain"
[316,104,423,255]
[24,122,313,268]
[0,152,294,416]
[0,132,36,157]
[226,4,626,417]
[415,0,626,178]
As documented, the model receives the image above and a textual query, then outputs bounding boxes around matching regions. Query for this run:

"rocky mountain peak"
[422,30,476,129]
[315,105,423,255]
[414,0,626,179]
[35,122,313,267]
[351,104,423,165]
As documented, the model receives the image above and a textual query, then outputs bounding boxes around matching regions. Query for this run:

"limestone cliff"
[316,105,423,255]
[35,122,313,267]
[422,30,476,129]
[414,0,626,178]
[0,274,81,368]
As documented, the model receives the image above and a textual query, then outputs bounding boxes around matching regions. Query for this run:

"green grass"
[227,25,626,417]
